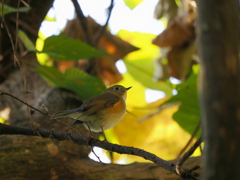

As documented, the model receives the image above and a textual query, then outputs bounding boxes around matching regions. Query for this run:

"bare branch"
[0,89,49,116]
[93,0,114,44]
[71,0,93,45]
[176,136,202,177]
[177,120,201,158]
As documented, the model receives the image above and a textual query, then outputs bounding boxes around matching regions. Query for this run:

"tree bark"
[0,134,201,180]
[197,0,240,179]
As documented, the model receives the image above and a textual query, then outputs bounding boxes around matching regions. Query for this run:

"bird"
[51,85,131,134]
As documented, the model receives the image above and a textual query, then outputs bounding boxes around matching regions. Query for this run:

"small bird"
[51,85,131,133]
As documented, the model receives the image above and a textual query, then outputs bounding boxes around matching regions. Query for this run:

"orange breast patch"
[106,100,125,114]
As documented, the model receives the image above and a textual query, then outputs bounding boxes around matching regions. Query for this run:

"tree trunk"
[197,0,240,179]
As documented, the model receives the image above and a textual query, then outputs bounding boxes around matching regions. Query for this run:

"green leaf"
[18,30,37,51]
[0,3,30,16]
[123,0,144,9]
[36,66,62,86]
[40,35,108,61]
[125,59,172,95]
[164,67,201,137]
[117,30,172,95]
[36,66,106,100]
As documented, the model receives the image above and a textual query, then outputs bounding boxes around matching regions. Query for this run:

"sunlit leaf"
[117,30,172,95]
[123,0,144,9]
[0,116,6,124]
[40,35,108,61]
[118,30,158,60]
[18,30,37,51]
[117,72,147,107]
[36,66,105,100]
[0,3,30,16]
[125,59,172,95]
[44,15,56,21]
[164,65,201,137]
[35,31,52,66]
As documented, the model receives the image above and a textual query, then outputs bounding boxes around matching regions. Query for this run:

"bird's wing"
[51,93,120,120]
[80,93,120,117]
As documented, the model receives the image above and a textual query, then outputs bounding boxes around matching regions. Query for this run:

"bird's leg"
[85,122,95,146]
[101,126,108,142]
[85,123,94,137]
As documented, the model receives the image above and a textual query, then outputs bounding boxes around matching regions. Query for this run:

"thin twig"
[0,90,49,116]
[91,146,103,163]
[93,0,114,44]
[0,89,85,138]
[10,17,38,37]
[1,3,18,65]
[71,0,93,45]
[15,0,20,50]
[20,0,30,7]
[1,0,33,127]
[138,103,180,123]
[177,120,201,158]
[176,136,202,176]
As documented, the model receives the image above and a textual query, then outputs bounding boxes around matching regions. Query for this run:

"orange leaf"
[152,17,195,48]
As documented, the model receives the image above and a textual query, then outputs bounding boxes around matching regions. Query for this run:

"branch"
[71,0,93,45]
[177,120,201,158]
[0,123,198,179]
[176,136,202,177]
[93,0,114,44]
[0,89,49,116]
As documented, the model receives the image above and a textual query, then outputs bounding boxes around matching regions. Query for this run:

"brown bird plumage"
[51,85,131,132]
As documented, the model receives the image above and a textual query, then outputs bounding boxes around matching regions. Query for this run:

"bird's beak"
[126,87,132,90]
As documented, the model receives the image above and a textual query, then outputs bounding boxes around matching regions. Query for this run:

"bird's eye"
[114,87,119,90]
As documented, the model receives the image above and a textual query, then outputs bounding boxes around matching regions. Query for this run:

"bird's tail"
[51,107,82,119]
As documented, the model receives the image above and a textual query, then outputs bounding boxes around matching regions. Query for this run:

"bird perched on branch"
[51,85,131,134]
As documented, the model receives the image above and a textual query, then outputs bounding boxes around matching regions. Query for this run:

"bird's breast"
[89,98,126,131]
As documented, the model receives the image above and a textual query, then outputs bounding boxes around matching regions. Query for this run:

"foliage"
[18,30,36,51]
[19,31,107,99]
[123,0,144,9]
[0,117,6,124]
[41,35,108,60]
[164,65,201,138]
[19,32,108,60]
[0,3,30,16]
[118,30,172,95]
[36,66,105,100]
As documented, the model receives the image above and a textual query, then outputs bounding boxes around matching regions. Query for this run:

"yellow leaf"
[114,72,147,107]
[107,99,201,163]
[117,30,159,61]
